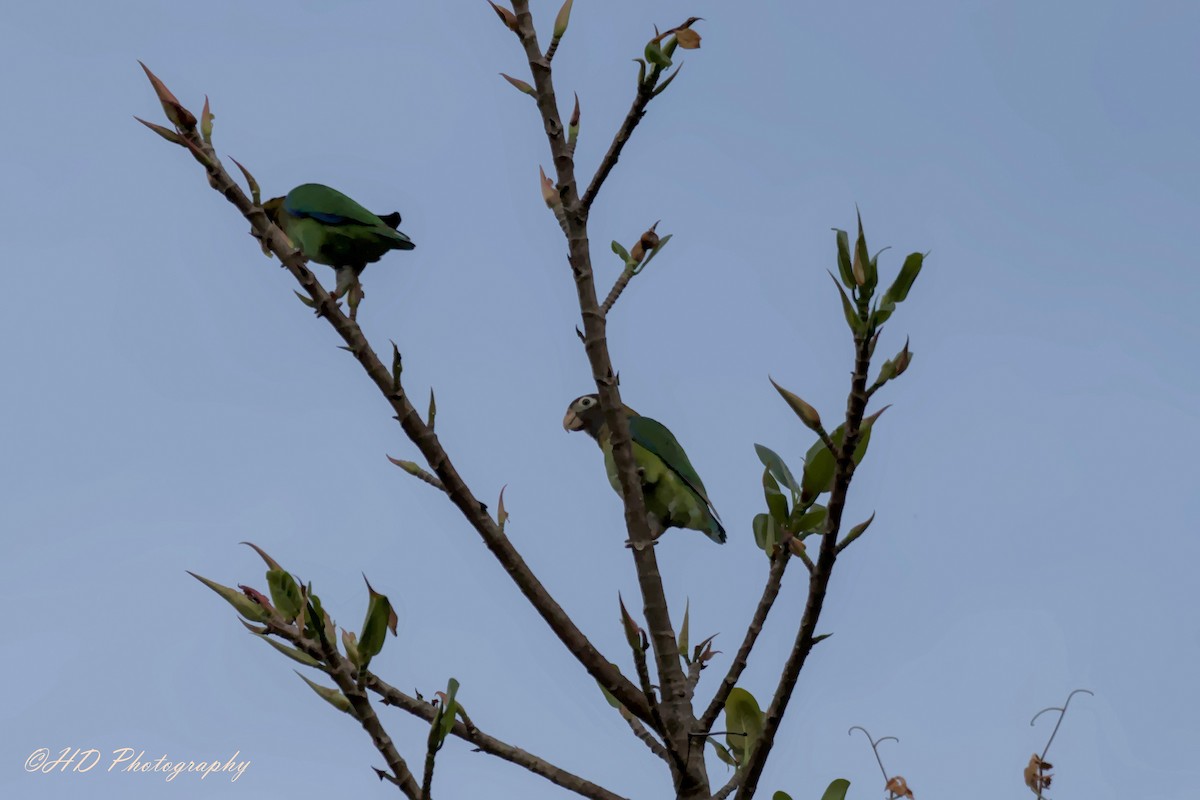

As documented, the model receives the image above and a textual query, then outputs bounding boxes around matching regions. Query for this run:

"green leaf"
[644,40,672,68]
[297,672,351,714]
[752,512,779,553]
[874,297,896,326]
[305,589,330,643]
[772,793,793,800]
[762,469,789,528]
[433,678,460,748]
[800,435,836,501]
[724,687,764,764]
[427,388,437,431]
[820,779,851,800]
[800,411,881,500]
[611,240,632,265]
[254,633,320,667]
[834,228,854,288]
[359,576,397,667]
[754,443,800,499]
[710,739,738,767]
[770,377,823,431]
[884,252,924,304]
[633,233,672,274]
[855,209,878,293]
[266,568,303,623]
[188,571,270,623]
[829,272,864,334]
[790,504,826,533]
[341,629,362,668]
[241,541,283,571]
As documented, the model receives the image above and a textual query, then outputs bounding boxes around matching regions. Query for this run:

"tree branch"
[138,75,657,733]
[733,333,874,800]
[600,267,635,316]
[366,674,629,800]
[619,707,671,763]
[507,2,697,782]
[699,552,791,731]
[581,76,659,212]
[298,619,423,799]
[712,770,741,800]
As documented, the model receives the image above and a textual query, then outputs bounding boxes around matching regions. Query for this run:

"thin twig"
[581,77,659,212]
[620,708,671,763]
[309,623,422,799]
[600,267,635,315]
[848,726,899,799]
[1031,688,1094,761]
[700,553,790,730]
[1029,688,1093,800]
[712,770,742,800]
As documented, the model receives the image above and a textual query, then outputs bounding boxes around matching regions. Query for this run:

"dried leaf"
[885,775,914,799]
[1023,754,1053,794]
[674,28,701,49]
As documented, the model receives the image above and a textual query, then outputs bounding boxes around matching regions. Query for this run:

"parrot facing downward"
[262,183,415,314]
[563,394,726,544]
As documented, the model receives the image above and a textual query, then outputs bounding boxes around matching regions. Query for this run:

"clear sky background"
[2,1,1197,798]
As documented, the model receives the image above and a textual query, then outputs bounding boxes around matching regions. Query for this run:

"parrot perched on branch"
[262,183,415,315]
[563,394,726,544]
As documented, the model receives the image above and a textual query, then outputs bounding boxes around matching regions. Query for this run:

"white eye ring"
[580,397,594,407]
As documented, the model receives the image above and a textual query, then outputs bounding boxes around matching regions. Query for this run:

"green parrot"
[563,394,726,544]
[262,183,415,315]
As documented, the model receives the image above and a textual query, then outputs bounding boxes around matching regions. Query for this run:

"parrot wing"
[284,183,389,227]
[628,414,722,523]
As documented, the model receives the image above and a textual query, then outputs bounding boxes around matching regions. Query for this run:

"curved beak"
[563,409,583,432]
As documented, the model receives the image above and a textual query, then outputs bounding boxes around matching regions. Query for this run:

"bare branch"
[600,267,635,315]
[581,74,659,212]
[620,707,671,763]
[365,674,629,800]
[699,553,791,731]
[712,770,741,800]
[298,619,422,799]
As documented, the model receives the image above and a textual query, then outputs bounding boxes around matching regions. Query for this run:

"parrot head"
[563,394,604,439]
[563,394,602,435]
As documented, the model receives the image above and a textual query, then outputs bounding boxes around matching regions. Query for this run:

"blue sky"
[2,1,1197,798]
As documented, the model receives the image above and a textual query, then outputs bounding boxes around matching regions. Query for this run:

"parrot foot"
[623,537,661,550]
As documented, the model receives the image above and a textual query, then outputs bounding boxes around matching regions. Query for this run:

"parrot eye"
[579,397,595,408]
